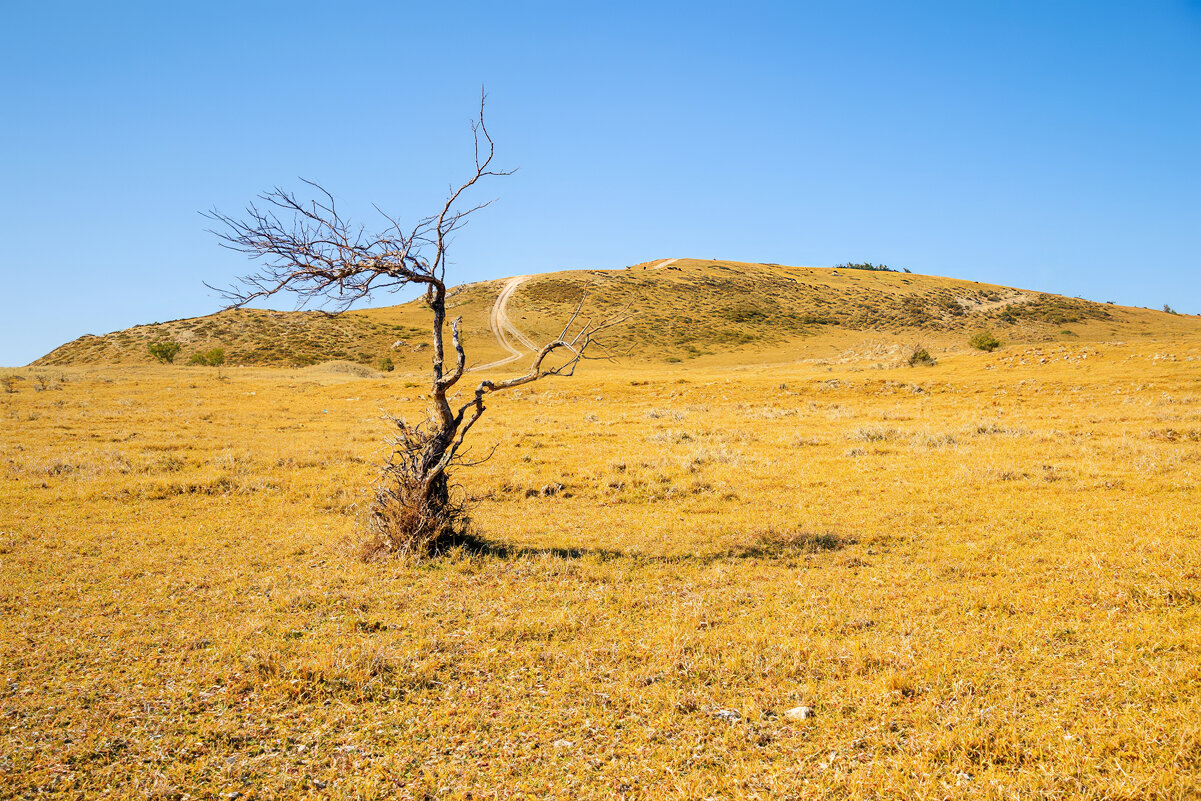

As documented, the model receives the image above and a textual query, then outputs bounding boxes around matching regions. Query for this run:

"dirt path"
[648,258,679,270]
[471,275,533,372]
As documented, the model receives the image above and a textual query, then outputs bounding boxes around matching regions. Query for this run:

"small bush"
[969,331,1001,352]
[908,346,936,367]
[188,347,227,367]
[147,341,181,364]
[1,375,19,394]
[379,356,395,372]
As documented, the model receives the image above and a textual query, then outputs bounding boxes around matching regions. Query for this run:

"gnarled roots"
[361,417,473,560]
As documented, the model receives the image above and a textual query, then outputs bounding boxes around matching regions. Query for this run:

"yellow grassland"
[2,333,1201,798]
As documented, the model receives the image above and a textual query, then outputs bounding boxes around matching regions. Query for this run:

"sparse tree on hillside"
[188,347,226,367]
[205,94,616,557]
[148,341,182,364]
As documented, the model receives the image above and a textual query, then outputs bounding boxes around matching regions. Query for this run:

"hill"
[32,259,1200,368]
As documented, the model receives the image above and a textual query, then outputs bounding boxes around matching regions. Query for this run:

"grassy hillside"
[33,259,1200,368]
[33,308,429,369]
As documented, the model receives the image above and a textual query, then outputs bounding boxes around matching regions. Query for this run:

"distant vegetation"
[908,346,936,366]
[147,341,181,364]
[969,331,1001,352]
[189,347,226,366]
[833,262,906,273]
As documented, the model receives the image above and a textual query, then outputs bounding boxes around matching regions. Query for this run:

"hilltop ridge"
[33,259,1199,369]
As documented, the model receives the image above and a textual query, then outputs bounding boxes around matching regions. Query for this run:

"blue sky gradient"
[2,1,1198,365]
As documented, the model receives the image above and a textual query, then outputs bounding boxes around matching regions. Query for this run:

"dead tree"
[205,95,613,557]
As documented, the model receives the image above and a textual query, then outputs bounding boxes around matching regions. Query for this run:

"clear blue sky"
[2,1,1199,366]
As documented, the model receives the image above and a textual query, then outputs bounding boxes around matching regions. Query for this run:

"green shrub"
[969,331,1001,352]
[147,341,182,364]
[379,356,395,372]
[189,347,227,366]
[908,346,936,367]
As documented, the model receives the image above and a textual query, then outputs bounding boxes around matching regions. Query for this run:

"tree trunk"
[419,431,454,523]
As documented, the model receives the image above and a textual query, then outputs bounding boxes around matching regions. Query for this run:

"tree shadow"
[454,528,852,564]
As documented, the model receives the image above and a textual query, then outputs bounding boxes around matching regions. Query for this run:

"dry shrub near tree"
[206,93,621,558]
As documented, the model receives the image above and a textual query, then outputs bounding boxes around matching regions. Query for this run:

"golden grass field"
[4,321,1201,797]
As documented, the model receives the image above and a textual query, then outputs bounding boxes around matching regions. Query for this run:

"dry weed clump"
[730,527,850,557]
[849,425,900,442]
[361,438,475,560]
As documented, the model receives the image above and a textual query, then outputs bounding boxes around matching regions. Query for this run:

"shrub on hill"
[969,331,1001,352]
[189,347,227,366]
[908,346,936,366]
[147,341,181,363]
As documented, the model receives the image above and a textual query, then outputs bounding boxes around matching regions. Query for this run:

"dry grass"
[2,337,1201,798]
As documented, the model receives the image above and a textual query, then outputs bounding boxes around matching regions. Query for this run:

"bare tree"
[206,94,614,557]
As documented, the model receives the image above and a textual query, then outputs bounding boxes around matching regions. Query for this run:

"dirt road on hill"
[471,275,533,372]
